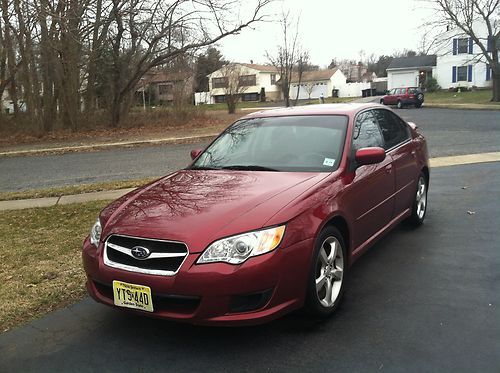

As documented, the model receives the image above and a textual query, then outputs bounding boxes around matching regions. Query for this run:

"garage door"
[391,72,416,88]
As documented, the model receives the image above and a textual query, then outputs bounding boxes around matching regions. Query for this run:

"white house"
[208,63,281,103]
[386,23,495,90]
[290,69,347,99]
[433,22,494,90]
[386,55,437,90]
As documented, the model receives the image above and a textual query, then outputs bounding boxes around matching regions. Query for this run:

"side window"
[373,109,410,149]
[352,110,384,152]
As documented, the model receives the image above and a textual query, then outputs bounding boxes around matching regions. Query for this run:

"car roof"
[241,103,385,120]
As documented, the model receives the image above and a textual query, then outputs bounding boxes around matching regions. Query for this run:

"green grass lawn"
[0,201,110,331]
[425,89,499,105]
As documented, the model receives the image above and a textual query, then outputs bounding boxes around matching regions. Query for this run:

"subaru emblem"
[131,246,151,260]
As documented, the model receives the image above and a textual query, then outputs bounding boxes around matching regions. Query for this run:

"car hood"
[100,170,327,252]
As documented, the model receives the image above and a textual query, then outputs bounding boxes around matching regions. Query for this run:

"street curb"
[0,134,218,158]
[424,103,500,111]
[1,152,499,212]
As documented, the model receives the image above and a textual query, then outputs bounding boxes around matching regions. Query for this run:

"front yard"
[0,201,109,332]
[425,89,499,105]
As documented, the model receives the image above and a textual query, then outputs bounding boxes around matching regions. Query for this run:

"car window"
[352,110,384,152]
[373,109,410,149]
[395,88,401,94]
[408,88,417,94]
[389,89,396,95]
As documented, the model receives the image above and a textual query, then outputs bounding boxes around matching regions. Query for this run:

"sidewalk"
[1,152,499,212]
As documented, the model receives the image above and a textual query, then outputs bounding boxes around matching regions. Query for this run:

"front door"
[344,110,396,249]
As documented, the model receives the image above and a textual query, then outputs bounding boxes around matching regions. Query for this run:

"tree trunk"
[226,95,236,114]
[492,70,500,103]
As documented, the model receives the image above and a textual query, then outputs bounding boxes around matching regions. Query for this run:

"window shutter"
[467,65,473,82]
[486,64,491,81]
[468,38,473,54]
[452,66,457,83]
[452,38,458,55]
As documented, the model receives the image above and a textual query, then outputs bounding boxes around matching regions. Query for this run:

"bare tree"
[266,10,300,107]
[424,0,499,101]
[104,0,272,126]
[293,50,309,105]
[217,63,249,114]
[305,81,315,103]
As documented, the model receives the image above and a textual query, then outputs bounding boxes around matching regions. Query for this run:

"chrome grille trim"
[103,234,189,276]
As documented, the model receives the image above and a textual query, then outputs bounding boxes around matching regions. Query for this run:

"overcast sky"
[217,0,436,67]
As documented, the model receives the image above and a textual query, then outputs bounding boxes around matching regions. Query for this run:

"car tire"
[380,99,385,105]
[415,102,423,108]
[404,172,428,226]
[305,226,347,318]
[396,100,403,109]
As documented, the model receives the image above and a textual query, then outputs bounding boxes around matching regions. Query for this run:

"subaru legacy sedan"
[82,103,429,325]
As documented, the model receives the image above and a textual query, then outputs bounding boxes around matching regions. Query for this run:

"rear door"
[345,110,395,248]
[373,109,418,216]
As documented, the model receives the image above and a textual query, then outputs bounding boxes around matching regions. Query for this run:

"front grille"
[104,234,189,276]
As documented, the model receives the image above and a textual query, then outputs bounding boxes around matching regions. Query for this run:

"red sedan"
[82,103,429,325]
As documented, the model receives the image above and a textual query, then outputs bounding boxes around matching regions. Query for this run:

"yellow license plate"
[112,280,154,312]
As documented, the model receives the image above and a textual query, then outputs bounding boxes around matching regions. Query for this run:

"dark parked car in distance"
[381,87,424,109]
[82,103,430,325]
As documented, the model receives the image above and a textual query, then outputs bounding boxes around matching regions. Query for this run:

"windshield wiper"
[189,165,221,170]
[220,165,279,172]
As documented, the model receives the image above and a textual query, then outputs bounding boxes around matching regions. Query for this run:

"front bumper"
[82,236,313,325]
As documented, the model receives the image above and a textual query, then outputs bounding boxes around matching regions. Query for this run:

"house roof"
[387,55,437,70]
[291,68,338,83]
[239,63,278,72]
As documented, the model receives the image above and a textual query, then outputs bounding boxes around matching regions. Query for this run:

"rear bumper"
[82,236,313,325]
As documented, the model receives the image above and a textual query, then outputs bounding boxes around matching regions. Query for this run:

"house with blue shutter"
[433,23,493,90]
[386,23,494,91]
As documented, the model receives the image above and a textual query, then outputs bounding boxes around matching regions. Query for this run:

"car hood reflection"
[101,170,326,252]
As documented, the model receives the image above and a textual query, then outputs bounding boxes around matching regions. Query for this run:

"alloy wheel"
[315,236,344,307]
[416,176,427,219]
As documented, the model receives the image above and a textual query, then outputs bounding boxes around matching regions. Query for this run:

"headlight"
[197,225,286,265]
[90,219,102,247]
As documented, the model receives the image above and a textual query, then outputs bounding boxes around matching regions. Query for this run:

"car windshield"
[191,115,348,172]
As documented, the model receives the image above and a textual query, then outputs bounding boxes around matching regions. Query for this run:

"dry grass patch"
[0,200,110,332]
[0,178,156,201]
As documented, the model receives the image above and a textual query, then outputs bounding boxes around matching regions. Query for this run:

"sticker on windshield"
[323,158,335,167]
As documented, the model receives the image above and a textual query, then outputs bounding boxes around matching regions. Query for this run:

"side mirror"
[355,147,386,166]
[407,121,418,130]
[190,149,202,160]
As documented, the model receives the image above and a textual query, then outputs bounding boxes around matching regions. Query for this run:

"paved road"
[1,162,499,372]
[0,108,498,192]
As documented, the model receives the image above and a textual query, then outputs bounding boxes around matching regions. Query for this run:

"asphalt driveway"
[1,162,499,372]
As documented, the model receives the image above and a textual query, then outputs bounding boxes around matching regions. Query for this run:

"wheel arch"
[422,165,430,185]
[323,215,351,264]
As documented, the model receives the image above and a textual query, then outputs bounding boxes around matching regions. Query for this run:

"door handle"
[385,164,393,173]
